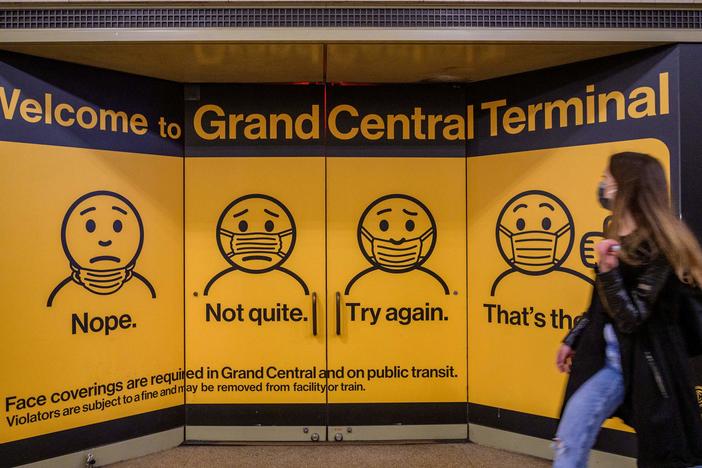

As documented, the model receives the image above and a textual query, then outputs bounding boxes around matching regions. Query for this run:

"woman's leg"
[553,365,625,468]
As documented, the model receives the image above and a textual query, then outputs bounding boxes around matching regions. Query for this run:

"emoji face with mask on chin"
[47,190,155,307]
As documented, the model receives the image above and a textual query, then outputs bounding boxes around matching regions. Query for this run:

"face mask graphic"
[361,227,433,271]
[598,180,615,211]
[221,228,294,259]
[499,223,571,270]
[71,264,133,295]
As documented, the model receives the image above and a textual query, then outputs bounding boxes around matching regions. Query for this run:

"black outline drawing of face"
[216,194,296,274]
[357,194,437,273]
[61,191,144,271]
[496,190,574,275]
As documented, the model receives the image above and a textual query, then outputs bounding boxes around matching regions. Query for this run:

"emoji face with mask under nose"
[61,191,144,295]
[496,190,574,275]
[358,194,436,273]
[217,194,295,274]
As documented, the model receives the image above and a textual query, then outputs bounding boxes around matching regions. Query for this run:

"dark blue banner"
[0,51,182,157]
[185,84,324,157]
[326,84,466,157]
[467,46,678,157]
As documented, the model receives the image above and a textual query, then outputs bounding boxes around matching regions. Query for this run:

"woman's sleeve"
[562,288,596,349]
[677,283,702,356]
[596,259,670,333]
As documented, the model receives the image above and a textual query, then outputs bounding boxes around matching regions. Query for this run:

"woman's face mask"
[361,227,433,271]
[598,172,617,211]
[598,181,612,210]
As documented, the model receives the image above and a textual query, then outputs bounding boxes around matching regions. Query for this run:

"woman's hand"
[596,239,620,273]
[556,344,574,373]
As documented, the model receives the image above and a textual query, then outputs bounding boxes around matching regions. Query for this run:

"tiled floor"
[110,443,550,467]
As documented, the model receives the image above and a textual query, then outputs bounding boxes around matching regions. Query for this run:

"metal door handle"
[336,292,341,335]
[311,292,318,336]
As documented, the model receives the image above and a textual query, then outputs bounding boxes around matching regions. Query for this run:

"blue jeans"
[553,324,625,468]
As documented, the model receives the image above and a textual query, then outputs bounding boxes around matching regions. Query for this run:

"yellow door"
[326,157,467,441]
[185,157,326,441]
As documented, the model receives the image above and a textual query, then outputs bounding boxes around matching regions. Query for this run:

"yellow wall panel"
[467,139,670,432]
[0,141,183,443]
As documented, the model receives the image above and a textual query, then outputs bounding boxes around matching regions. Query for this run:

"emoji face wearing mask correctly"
[496,191,575,275]
[217,194,296,274]
[358,194,436,273]
[61,191,144,295]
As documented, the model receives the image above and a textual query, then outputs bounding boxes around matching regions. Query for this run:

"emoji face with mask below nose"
[48,190,155,307]
[216,194,296,274]
[496,190,574,275]
[358,194,436,273]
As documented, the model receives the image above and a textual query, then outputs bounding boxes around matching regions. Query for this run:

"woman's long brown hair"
[607,152,702,286]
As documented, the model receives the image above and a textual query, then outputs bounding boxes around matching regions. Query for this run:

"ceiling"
[0,42,657,83]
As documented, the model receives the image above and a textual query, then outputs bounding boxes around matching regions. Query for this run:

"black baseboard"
[0,405,184,468]
[186,402,468,427]
[469,403,637,458]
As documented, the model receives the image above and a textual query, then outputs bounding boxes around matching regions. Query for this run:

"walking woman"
[554,152,702,468]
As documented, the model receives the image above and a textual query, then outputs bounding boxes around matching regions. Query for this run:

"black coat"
[561,259,702,468]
